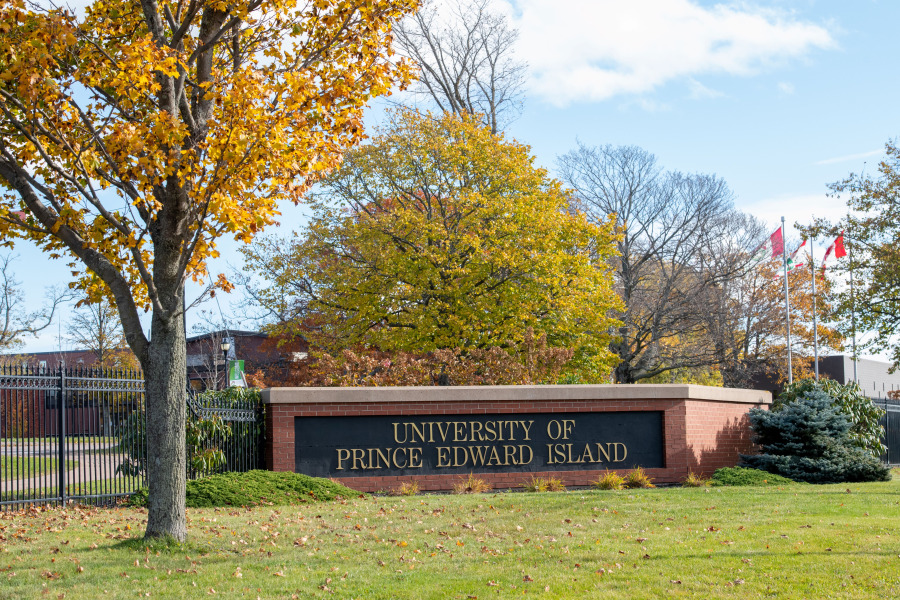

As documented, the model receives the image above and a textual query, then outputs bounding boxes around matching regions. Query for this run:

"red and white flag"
[821,231,847,275]
[774,239,807,278]
[752,226,784,263]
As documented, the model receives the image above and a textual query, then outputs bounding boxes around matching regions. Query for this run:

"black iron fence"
[875,398,900,466]
[187,388,263,477]
[0,365,262,509]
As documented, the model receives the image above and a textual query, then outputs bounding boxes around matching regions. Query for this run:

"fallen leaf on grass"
[670,580,682,584]
[523,575,533,582]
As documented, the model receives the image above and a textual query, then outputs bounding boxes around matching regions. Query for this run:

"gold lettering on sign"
[595,443,612,462]
[578,444,595,464]
[370,448,390,469]
[519,444,534,465]
[436,421,452,442]
[520,420,534,441]
[335,418,638,472]
[408,422,426,444]
[547,420,562,440]
[436,447,451,467]
[336,449,350,470]
[351,448,366,470]
[393,447,408,468]
[392,423,406,444]
[468,445,490,465]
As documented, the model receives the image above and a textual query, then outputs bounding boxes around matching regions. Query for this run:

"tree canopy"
[242,109,623,377]
[815,140,900,367]
[0,0,417,540]
[559,143,761,383]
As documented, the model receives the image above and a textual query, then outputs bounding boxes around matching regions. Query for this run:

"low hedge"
[127,470,361,508]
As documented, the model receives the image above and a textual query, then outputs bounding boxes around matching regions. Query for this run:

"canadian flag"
[751,226,784,263]
[821,231,847,275]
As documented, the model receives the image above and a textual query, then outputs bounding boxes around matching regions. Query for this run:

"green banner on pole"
[227,360,245,388]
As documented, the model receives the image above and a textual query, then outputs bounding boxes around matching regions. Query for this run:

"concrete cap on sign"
[261,384,772,405]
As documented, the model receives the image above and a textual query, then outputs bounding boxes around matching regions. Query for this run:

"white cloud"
[777,81,795,95]
[815,149,883,166]
[688,78,725,99]
[741,193,847,234]
[502,0,835,107]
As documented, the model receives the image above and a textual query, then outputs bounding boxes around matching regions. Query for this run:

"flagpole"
[810,237,819,380]
[781,217,793,384]
[848,233,858,383]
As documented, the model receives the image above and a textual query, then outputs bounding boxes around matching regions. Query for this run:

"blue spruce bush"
[740,390,890,483]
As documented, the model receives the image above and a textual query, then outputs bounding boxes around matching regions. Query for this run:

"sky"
[8,0,900,355]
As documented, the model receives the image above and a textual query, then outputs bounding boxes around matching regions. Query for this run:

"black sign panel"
[294,411,664,478]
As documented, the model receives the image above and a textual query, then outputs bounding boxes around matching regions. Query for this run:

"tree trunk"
[143,296,187,540]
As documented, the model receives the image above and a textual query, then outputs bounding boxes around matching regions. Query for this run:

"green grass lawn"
[0,456,77,479]
[0,475,898,599]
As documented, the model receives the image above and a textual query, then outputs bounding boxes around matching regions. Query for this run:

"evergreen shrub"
[776,378,886,456]
[741,390,891,483]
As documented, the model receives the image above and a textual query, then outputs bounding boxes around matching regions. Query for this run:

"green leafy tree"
[242,109,623,379]
[813,140,900,367]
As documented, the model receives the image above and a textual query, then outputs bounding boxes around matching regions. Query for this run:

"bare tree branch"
[395,0,526,133]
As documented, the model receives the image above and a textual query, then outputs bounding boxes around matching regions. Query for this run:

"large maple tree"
[0,0,417,539]
[242,109,624,378]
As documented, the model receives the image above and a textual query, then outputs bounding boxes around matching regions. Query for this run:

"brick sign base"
[262,384,771,492]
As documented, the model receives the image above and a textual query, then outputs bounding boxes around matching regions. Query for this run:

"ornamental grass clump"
[681,471,710,487]
[522,476,566,492]
[623,466,655,489]
[390,481,420,496]
[521,476,548,492]
[741,390,891,483]
[545,477,566,492]
[452,473,492,494]
[593,470,625,490]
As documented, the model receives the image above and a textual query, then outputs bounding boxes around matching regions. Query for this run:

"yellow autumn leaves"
[244,110,624,376]
[0,0,418,307]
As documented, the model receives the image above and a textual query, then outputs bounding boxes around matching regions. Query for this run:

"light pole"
[220,339,231,390]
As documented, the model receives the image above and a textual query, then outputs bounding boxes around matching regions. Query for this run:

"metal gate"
[1,365,261,509]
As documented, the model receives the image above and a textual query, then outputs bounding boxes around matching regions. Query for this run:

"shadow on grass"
[110,535,204,554]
